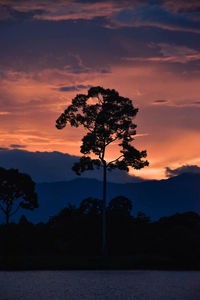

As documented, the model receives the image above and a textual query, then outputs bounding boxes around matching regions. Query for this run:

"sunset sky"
[0,0,200,180]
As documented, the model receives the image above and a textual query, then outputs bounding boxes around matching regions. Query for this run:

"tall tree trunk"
[6,211,9,225]
[102,162,107,256]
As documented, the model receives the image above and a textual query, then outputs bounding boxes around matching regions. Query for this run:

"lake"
[0,270,200,300]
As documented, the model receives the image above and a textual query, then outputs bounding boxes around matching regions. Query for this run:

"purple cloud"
[166,165,200,177]
[111,5,200,33]
[58,85,92,92]
[10,144,27,149]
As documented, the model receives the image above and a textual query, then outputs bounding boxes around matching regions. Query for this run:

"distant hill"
[0,149,144,183]
[5,172,199,224]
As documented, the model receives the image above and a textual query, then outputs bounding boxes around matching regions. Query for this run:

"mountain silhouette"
[3,172,200,223]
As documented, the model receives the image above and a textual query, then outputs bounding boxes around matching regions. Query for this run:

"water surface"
[1,270,200,300]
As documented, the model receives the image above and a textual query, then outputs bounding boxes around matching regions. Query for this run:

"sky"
[0,0,200,180]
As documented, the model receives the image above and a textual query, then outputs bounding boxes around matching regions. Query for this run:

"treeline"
[1,196,200,270]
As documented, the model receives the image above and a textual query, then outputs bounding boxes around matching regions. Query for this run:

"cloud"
[111,5,200,33]
[1,0,200,29]
[123,55,200,63]
[63,54,93,74]
[152,98,200,106]
[0,67,107,114]
[10,144,27,149]
[153,99,168,103]
[0,111,10,115]
[0,147,9,151]
[58,84,92,92]
[34,2,118,21]
[0,4,44,21]
[163,0,200,14]
[0,0,127,22]
[0,21,114,73]
[63,54,110,74]
[1,8,198,77]
[0,149,144,183]
[0,5,12,20]
[157,43,200,63]
[166,165,200,177]
[122,43,200,71]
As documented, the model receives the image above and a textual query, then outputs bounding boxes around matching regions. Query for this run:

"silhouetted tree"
[48,203,78,228]
[108,196,132,216]
[0,167,38,224]
[56,203,77,218]
[18,215,31,226]
[56,86,148,255]
[135,211,150,223]
[79,197,102,215]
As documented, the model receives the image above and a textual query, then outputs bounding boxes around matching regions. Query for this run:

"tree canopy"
[56,86,148,173]
[79,197,103,216]
[108,196,133,216]
[0,167,38,224]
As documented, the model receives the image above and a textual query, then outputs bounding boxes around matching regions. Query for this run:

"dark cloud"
[163,0,200,14]
[62,53,111,74]
[10,144,27,149]
[0,147,9,151]
[123,43,200,65]
[0,12,199,75]
[0,4,44,21]
[1,1,200,31]
[0,149,144,183]
[58,84,92,92]
[153,99,168,103]
[111,5,200,33]
[0,18,115,72]
[166,165,200,177]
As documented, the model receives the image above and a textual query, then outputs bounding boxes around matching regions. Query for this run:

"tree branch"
[105,136,118,147]
[0,203,6,214]
[84,125,93,133]
[97,95,103,104]
[107,155,124,166]
[10,204,21,217]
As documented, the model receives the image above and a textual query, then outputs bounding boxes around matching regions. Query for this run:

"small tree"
[108,196,132,216]
[79,197,102,216]
[56,86,148,255]
[0,167,38,224]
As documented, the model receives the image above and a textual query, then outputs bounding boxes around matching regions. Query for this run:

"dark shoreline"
[2,211,200,272]
[1,255,200,271]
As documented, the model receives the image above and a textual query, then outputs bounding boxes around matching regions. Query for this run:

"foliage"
[0,167,38,224]
[107,196,132,216]
[1,210,200,269]
[135,211,150,223]
[79,197,103,215]
[56,86,149,174]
